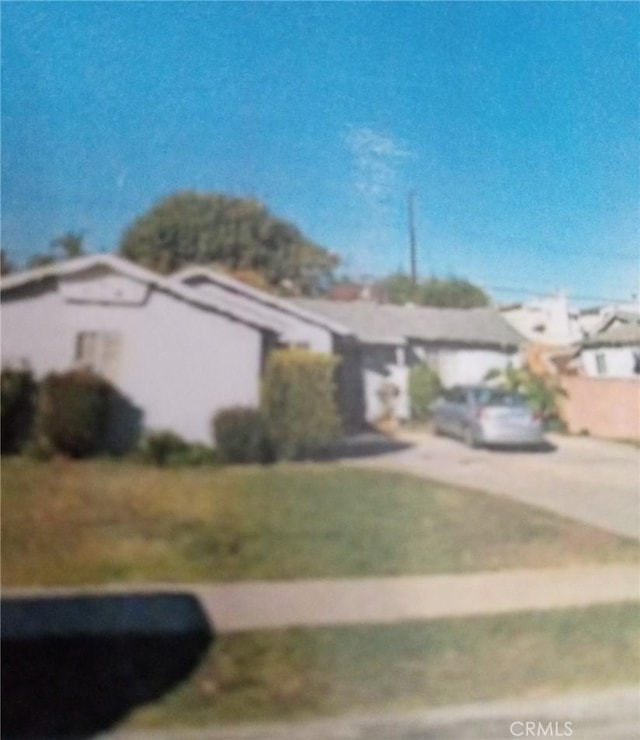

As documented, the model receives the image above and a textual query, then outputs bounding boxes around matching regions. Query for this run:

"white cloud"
[342,126,414,271]
[344,126,412,203]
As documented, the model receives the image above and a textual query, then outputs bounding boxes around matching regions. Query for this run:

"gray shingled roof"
[292,299,524,348]
[583,315,640,348]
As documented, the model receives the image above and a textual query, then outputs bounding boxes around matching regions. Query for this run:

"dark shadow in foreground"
[321,430,414,460]
[1,593,214,739]
[482,439,558,454]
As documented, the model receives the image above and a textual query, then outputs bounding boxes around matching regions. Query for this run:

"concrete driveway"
[347,432,640,541]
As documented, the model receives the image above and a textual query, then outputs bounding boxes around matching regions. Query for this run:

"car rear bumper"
[478,423,544,446]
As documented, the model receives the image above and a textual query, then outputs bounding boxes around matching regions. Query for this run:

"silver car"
[431,385,544,448]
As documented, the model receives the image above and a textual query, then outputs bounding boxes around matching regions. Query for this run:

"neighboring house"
[291,300,524,422]
[576,313,640,379]
[577,301,640,337]
[1,254,286,449]
[500,293,584,346]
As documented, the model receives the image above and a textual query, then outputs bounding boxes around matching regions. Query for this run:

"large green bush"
[1,368,37,453]
[408,364,441,422]
[212,406,272,464]
[261,349,342,459]
[37,370,111,457]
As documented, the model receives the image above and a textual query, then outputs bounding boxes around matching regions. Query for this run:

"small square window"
[75,331,121,382]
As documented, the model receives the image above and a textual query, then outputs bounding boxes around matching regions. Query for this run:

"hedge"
[261,349,342,459]
[408,364,441,422]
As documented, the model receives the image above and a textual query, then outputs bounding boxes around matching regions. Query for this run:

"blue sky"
[2,2,638,304]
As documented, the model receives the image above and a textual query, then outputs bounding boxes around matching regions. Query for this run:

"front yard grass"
[2,458,638,586]
[126,602,640,728]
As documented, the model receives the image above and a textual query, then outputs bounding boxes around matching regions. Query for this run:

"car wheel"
[463,425,478,448]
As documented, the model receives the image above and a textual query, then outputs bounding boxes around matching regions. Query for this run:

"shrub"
[212,407,272,464]
[37,370,111,457]
[1,368,37,453]
[261,349,342,460]
[137,431,218,466]
[408,364,441,422]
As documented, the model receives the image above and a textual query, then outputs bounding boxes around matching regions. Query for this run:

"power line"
[485,284,637,305]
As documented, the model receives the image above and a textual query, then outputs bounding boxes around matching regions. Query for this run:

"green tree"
[51,231,85,259]
[119,191,339,295]
[1,250,14,276]
[485,364,567,427]
[375,273,489,308]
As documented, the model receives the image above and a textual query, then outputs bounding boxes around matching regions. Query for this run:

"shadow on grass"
[1,593,213,739]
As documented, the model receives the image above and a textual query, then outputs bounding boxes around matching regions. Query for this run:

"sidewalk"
[5,564,639,633]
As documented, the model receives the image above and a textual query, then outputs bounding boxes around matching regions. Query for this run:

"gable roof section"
[582,314,640,349]
[0,254,283,335]
[171,266,351,336]
[292,300,524,349]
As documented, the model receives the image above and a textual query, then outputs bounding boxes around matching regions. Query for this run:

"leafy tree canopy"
[1,249,14,276]
[119,191,339,295]
[375,273,490,308]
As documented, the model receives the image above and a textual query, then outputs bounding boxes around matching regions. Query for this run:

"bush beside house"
[36,370,112,458]
[408,365,441,422]
[261,349,342,459]
[212,407,273,464]
[1,368,37,453]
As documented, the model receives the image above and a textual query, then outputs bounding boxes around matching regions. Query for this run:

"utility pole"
[408,191,417,287]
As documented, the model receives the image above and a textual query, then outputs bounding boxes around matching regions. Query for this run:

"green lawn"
[126,602,640,728]
[2,458,638,586]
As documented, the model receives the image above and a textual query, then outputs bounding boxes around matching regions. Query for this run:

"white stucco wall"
[411,344,520,388]
[2,276,265,445]
[436,348,519,387]
[581,347,639,379]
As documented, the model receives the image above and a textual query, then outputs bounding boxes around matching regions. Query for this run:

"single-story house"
[1,254,526,445]
[576,312,640,378]
[1,254,290,449]
[292,300,524,422]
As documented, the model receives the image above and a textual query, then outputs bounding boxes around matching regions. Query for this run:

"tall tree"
[119,191,339,295]
[375,273,489,308]
[1,249,14,276]
[50,231,85,259]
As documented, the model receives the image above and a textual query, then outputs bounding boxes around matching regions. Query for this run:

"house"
[170,266,365,430]
[291,300,524,422]
[577,301,640,337]
[1,254,289,449]
[576,312,640,379]
[500,293,584,346]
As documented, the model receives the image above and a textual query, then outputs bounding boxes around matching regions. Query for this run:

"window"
[75,331,121,382]
[595,352,607,376]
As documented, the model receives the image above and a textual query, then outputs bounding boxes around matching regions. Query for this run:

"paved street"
[104,685,640,740]
[346,432,640,540]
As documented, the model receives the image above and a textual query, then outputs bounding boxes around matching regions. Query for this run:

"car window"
[475,388,527,407]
